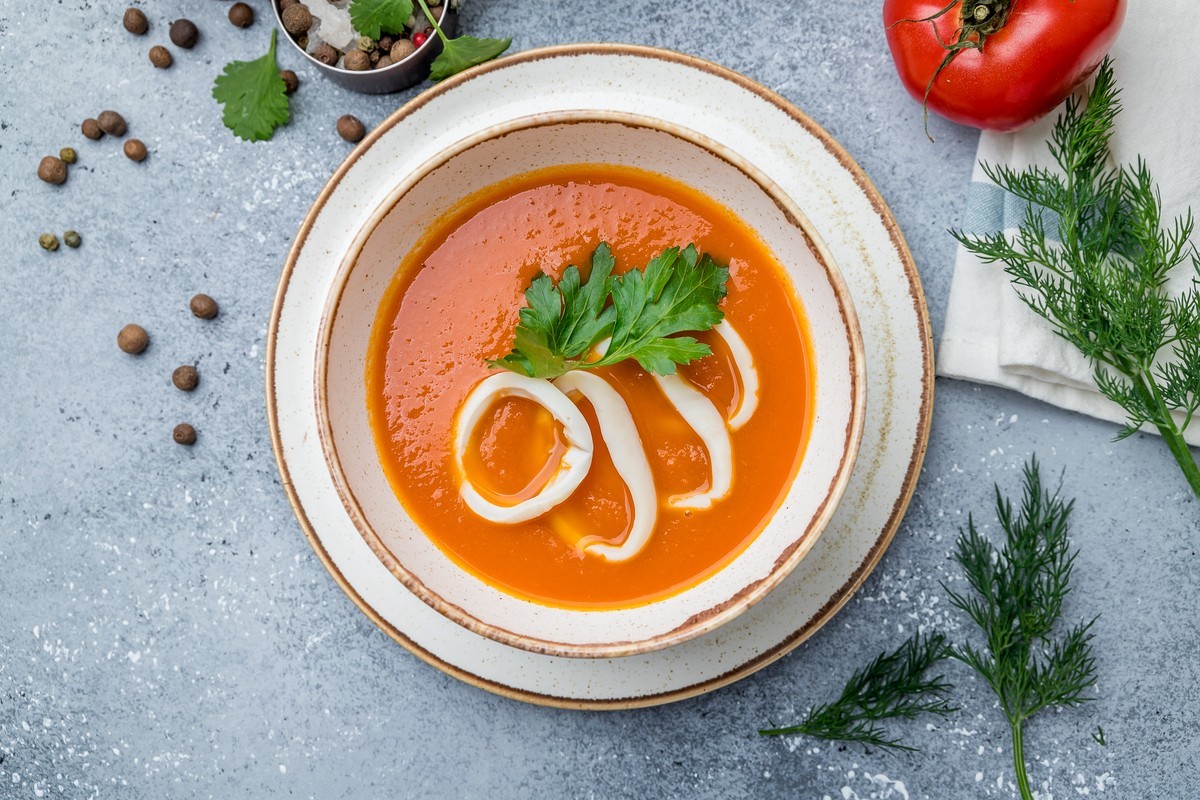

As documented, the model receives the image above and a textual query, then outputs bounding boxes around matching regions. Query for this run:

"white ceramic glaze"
[316,114,865,658]
[267,45,932,707]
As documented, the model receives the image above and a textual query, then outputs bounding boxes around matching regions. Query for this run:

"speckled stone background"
[1,1,1196,798]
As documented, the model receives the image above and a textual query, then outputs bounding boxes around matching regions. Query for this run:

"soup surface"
[365,164,814,608]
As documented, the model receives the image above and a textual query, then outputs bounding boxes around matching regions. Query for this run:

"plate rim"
[265,43,934,710]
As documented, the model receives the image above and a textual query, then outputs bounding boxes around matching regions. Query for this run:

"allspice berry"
[173,423,197,446]
[39,233,60,252]
[172,365,199,392]
[229,2,254,28]
[118,324,150,355]
[123,7,149,35]
[59,147,77,165]
[189,293,219,320]
[81,118,103,140]
[375,55,394,70]
[313,43,337,65]
[149,45,172,68]
[281,4,312,35]
[344,50,370,71]
[336,114,366,143]
[169,18,199,49]
[97,110,127,136]
[390,39,415,62]
[124,139,148,162]
[63,230,82,248]
[280,0,299,8]
[280,69,299,94]
[37,156,68,185]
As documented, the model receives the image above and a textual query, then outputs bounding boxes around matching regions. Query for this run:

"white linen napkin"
[936,3,1200,444]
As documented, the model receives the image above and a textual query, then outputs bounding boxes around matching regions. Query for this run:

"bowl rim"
[270,0,449,76]
[312,109,867,659]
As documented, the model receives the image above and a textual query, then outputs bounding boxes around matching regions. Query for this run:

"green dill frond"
[759,633,955,752]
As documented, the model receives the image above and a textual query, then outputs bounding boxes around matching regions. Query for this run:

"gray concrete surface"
[1,1,1195,798]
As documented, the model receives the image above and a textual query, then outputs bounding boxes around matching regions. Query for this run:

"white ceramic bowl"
[316,112,865,658]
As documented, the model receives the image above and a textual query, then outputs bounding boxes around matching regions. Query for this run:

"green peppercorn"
[59,147,77,165]
[357,35,376,52]
[39,233,59,252]
[63,230,82,248]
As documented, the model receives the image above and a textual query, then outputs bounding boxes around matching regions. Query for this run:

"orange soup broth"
[366,164,815,609]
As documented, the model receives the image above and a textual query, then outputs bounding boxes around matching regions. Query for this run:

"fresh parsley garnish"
[762,460,1099,800]
[489,242,730,380]
[414,0,511,81]
[758,633,956,752]
[212,30,289,142]
[349,0,414,40]
[954,57,1200,499]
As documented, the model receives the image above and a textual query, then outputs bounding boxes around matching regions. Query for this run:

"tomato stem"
[892,0,1015,141]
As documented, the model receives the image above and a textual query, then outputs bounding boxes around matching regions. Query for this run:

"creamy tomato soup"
[365,164,814,608]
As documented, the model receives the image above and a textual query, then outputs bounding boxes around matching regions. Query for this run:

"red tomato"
[883,0,1126,132]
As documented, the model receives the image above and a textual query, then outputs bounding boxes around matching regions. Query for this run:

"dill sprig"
[761,460,1099,800]
[945,459,1097,800]
[758,632,955,752]
[953,57,1200,499]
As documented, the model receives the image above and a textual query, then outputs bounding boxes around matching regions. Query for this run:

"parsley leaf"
[349,0,414,40]
[413,0,510,82]
[595,245,728,374]
[429,35,512,82]
[212,30,289,142]
[489,243,728,380]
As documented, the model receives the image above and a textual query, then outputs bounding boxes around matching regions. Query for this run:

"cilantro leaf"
[594,245,729,374]
[489,243,728,379]
[429,35,512,82]
[212,30,289,142]
[349,0,414,40]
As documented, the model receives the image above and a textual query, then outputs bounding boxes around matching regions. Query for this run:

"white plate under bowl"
[317,112,865,658]
[267,45,933,707]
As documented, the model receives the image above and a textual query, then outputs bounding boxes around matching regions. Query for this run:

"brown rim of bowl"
[271,1,448,75]
[312,109,866,660]
[266,43,934,707]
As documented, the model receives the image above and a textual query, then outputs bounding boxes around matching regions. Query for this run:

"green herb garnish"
[946,459,1097,800]
[348,0,414,40]
[955,57,1200,499]
[762,460,1099,800]
[759,633,956,752]
[212,30,289,142]
[489,242,729,380]
[415,0,511,81]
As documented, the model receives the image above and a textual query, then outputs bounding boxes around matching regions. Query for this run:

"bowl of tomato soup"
[316,112,865,658]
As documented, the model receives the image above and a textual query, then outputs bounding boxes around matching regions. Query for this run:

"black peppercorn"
[229,2,254,28]
[97,110,127,136]
[337,114,366,143]
[172,365,199,392]
[123,7,148,35]
[169,18,199,49]
[118,324,149,354]
[173,423,197,445]
[149,45,173,68]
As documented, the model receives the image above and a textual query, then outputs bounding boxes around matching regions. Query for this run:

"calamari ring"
[453,372,593,524]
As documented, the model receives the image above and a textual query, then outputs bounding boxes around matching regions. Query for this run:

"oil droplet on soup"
[365,164,814,609]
